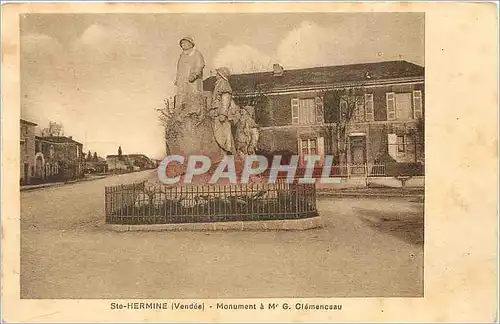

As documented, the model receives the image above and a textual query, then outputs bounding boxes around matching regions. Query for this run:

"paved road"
[21,170,423,298]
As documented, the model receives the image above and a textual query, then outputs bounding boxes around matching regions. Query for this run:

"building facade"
[106,154,155,172]
[33,136,84,183]
[203,60,425,172]
[20,119,38,185]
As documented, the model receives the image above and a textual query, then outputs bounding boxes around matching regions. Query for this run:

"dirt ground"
[21,170,424,299]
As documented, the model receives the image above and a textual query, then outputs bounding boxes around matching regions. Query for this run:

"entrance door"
[350,136,366,175]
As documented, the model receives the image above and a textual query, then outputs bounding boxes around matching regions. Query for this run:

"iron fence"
[105,181,318,225]
[267,164,386,180]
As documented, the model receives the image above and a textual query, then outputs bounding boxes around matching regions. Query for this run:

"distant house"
[85,156,108,174]
[128,154,155,170]
[203,60,424,173]
[106,154,155,172]
[20,119,37,185]
[106,155,133,172]
[33,135,84,183]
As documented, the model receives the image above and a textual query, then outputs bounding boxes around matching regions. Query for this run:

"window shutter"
[315,97,324,124]
[386,92,396,121]
[387,133,398,160]
[317,137,325,163]
[291,98,299,125]
[297,138,303,166]
[413,90,423,119]
[365,94,374,121]
[355,98,365,122]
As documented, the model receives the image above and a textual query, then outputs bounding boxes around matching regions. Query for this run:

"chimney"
[273,63,284,77]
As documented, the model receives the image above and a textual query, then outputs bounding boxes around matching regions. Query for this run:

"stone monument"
[163,37,260,182]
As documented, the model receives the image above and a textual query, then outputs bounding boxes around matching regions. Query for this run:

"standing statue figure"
[234,106,260,155]
[175,36,205,119]
[208,67,241,154]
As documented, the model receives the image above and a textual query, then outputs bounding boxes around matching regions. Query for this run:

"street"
[21,170,424,299]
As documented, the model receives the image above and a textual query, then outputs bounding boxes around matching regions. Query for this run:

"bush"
[385,162,424,177]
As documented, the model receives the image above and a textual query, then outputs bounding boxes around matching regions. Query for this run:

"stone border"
[106,216,323,232]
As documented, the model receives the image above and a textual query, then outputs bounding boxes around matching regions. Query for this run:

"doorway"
[349,135,367,174]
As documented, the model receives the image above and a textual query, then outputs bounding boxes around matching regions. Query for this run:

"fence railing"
[105,181,318,225]
[265,164,386,180]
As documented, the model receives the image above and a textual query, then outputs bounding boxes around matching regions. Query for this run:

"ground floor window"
[397,135,406,152]
[298,137,325,166]
[300,139,317,155]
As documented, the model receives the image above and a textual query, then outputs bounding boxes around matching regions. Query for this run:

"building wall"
[107,156,132,171]
[34,139,84,182]
[254,82,424,166]
[20,122,37,184]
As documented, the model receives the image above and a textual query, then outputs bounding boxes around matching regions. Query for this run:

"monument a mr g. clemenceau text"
[163,36,260,183]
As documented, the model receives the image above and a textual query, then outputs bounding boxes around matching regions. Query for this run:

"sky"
[20,13,424,159]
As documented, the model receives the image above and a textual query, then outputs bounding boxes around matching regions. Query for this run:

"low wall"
[106,216,323,232]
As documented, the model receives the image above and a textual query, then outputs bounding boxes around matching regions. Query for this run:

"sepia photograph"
[2,2,498,323]
[19,11,425,299]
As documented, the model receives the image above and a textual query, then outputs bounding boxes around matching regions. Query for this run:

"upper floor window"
[291,97,324,125]
[387,91,423,121]
[50,145,55,159]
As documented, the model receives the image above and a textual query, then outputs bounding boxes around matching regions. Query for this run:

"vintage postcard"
[1,1,498,322]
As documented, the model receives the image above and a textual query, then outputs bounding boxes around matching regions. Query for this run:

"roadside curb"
[21,175,108,192]
[317,191,424,198]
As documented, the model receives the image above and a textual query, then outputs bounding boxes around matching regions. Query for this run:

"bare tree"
[232,81,268,108]
[321,88,365,165]
[41,121,64,137]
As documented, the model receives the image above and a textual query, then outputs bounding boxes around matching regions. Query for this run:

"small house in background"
[85,156,108,174]
[106,154,155,173]
[203,60,425,175]
[106,155,133,173]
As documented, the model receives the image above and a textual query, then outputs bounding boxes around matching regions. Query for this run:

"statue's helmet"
[179,36,195,47]
[216,67,231,81]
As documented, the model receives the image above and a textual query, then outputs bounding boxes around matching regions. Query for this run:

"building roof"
[21,119,37,126]
[203,60,424,94]
[35,136,82,145]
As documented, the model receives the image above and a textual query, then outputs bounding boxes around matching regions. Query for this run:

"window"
[413,90,423,119]
[387,92,414,121]
[397,135,406,152]
[50,145,54,159]
[299,98,316,124]
[301,139,317,155]
[395,93,412,120]
[291,97,324,125]
[24,138,28,154]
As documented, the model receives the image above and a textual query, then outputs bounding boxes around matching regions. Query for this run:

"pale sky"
[21,13,424,159]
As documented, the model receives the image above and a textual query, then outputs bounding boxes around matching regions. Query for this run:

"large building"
[203,60,424,173]
[20,119,38,185]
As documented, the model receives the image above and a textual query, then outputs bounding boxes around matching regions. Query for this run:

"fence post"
[364,163,369,188]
